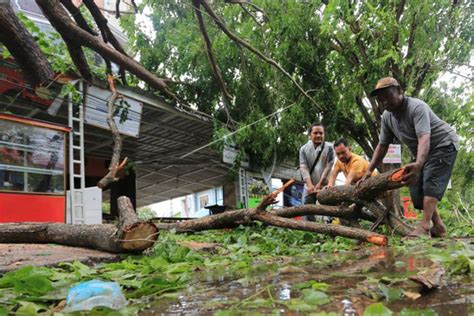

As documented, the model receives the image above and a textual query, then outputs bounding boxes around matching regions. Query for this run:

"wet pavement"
[141,239,474,315]
[0,243,119,273]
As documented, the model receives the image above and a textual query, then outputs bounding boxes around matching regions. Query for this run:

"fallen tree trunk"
[0,197,158,253]
[155,197,388,246]
[317,169,405,205]
[0,170,415,252]
[316,168,413,236]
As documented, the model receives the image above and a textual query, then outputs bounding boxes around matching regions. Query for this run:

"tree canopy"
[0,0,472,197]
[120,0,472,166]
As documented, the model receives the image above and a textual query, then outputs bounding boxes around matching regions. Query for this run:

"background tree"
[121,0,472,166]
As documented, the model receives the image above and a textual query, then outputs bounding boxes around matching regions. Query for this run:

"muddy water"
[142,240,474,315]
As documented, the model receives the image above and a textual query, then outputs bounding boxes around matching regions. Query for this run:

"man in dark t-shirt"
[360,77,459,238]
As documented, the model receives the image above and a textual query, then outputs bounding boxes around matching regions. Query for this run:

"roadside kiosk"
[0,113,69,222]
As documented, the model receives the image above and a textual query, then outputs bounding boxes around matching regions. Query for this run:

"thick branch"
[318,168,405,204]
[64,40,93,80]
[199,0,326,112]
[36,0,179,102]
[97,76,127,189]
[355,96,378,145]
[192,0,234,124]
[0,196,158,253]
[59,0,97,35]
[253,212,387,246]
[0,3,54,86]
[82,0,128,82]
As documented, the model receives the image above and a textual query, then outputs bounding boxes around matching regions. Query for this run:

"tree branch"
[355,96,378,145]
[192,0,234,126]
[59,0,97,36]
[97,75,128,188]
[0,2,54,86]
[36,0,179,102]
[64,40,93,80]
[82,0,128,83]
[199,0,326,112]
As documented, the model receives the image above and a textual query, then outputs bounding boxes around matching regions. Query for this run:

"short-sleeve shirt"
[379,97,459,157]
[333,153,376,180]
[299,141,335,188]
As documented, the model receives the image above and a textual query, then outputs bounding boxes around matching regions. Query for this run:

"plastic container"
[62,280,128,312]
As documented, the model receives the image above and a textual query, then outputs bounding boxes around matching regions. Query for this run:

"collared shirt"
[379,96,459,157]
[333,153,376,184]
[299,140,335,189]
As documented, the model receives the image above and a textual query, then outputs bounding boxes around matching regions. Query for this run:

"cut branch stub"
[0,196,158,253]
[116,196,159,250]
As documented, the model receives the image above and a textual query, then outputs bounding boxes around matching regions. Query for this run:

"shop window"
[0,118,66,194]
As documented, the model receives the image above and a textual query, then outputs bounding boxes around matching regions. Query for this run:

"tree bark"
[155,203,388,246]
[317,169,405,205]
[97,76,127,189]
[0,197,158,253]
[0,2,54,86]
[35,0,179,102]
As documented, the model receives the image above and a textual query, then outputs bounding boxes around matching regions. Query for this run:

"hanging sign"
[383,144,402,164]
[83,85,142,138]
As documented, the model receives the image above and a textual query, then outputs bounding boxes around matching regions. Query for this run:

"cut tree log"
[0,170,416,253]
[317,168,413,236]
[317,169,406,205]
[155,190,389,246]
[0,197,158,253]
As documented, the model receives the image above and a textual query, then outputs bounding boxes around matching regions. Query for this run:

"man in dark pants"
[360,77,459,237]
[299,122,335,221]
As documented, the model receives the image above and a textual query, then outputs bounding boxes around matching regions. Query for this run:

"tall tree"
[121,0,472,169]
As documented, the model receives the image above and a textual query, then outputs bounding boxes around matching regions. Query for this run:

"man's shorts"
[409,144,457,210]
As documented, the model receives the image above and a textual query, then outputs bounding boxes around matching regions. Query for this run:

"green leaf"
[363,303,393,316]
[14,275,53,296]
[378,284,402,302]
[301,289,330,306]
[294,280,329,292]
[0,306,8,316]
[447,255,472,275]
[284,298,315,311]
[15,301,44,315]
[399,308,437,316]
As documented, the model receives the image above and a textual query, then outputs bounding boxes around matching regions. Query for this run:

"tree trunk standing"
[0,2,54,86]
[110,168,137,218]
[0,197,157,253]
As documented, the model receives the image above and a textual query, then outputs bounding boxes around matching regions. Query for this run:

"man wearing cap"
[360,77,459,237]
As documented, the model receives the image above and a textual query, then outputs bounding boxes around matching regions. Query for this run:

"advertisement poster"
[383,144,402,164]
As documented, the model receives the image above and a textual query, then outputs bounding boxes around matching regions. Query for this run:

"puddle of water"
[141,240,474,315]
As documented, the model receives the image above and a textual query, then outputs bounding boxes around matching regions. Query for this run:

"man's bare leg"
[408,196,437,237]
[430,203,447,237]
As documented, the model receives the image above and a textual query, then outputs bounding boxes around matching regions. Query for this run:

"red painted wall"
[0,193,65,223]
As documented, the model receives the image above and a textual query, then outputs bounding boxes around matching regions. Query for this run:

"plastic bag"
[62,280,128,312]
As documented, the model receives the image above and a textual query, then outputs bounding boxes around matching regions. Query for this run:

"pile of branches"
[0,169,413,253]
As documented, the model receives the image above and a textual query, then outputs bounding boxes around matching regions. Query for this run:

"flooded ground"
[142,239,474,315]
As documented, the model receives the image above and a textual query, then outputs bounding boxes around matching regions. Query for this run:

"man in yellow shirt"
[327,138,376,187]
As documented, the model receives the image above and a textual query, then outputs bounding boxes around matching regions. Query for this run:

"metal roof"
[0,78,232,207]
